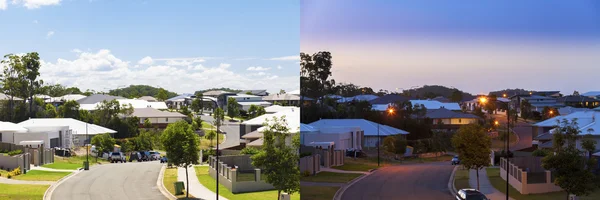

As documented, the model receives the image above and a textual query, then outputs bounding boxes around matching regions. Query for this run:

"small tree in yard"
[91,133,115,162]
[251,116,300,200]
[542,119,598,199]
[226,97,240,119]
[451,123,491,190]
[204,130,217,147]
[161,121,200,199]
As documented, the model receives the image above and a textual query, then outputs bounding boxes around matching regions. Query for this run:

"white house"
[18,118,117,147]
[300,123,364,151]
[308,119,409,148]
[264,105,298,114]
[227,94,272,112]
[241,108,300,147]
[131,107,187,128]
[533,111,600,152]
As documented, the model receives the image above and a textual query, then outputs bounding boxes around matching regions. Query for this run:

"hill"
[403,85,475,101]
[488,88,534,97]
[108,85,178,99]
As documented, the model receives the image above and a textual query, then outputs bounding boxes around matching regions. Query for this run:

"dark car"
[138,151,151,161]
[456,189,489,200]
[129,152,142,162]
[451,156,460,165]
[160,156,168,163]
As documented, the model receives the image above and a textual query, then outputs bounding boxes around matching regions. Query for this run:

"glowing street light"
[388,108,395,114]
[503,94,507,98]
[479,97,488,104]
[494,121,499,126]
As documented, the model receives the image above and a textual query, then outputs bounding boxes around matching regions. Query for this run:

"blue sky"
[0,0,300,94]
[301,0,600,95]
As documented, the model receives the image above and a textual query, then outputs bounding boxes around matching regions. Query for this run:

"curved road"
[200,115,241,149]
[490,113,533,151]
[341,162,455,200]
[51,161,165,200]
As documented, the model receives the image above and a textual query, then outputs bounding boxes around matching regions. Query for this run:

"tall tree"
[251,116,300,199]
[542,119,598,199]
[1,54,23,122]
[156,88,168,101]
[226,97,240,119]
[58,100,81,119]
[21,52,42,118]
[451,123,491,190]
[520,100,533,120]
[197,93,204,114]
[161,121,200,199]
[450,90,463,102]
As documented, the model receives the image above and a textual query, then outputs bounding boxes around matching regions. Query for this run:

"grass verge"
[194,166,299,200]
[0,183,49,200]
[300,172,362,183]
[45,155,108,170]
[11,170,71,181]
[454,168,470,190]
[199,133,225,150]
[331,157,389,172]
[163,167,193,199]
[300,185,339,200]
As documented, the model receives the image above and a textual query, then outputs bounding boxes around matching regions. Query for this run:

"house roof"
[409,100,461,110]
[432,96,451,103]
[300,123,319,132]
[309,119,409,136]
[167,93,193,101]
[233,93,260,98]
[558,106,591,116]
[524,95,555,101]
[262,93,300,101]
[532,91,561,96]
[582,91,600,97]
[533,111,600,127]
[288,89,300,95]
[557,95,600,103]
[241,130,262,139]
[369,94,413,104]
[56,94,87,102]
[324,94,343,99]
[243,109,300,132]
[18,118,117,135]
[264,105,298,113]
[247,138,264,147]
[138,96,157,102]
[422,108,480,119]
[203,90,231,96]
[80,99,168,110]
[0,121,28,132]
[76,94,124,104]
[237,101,272,106]
[0,93,24,101]
[132,108,187,118]
[337,95,379,103]
[240,90,268,96]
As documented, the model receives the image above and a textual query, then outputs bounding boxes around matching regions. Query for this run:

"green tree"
[251,116,300,199]
[58,100,80,119]
[1,54,23,122]
[91,133,116,162]
[21,52,42,118]
[451,123,491,190]
[383,136,397,155]
[248,104,259,118]
[450,90,463,102]
[44,104,58,118]
[156,88,168,101]
[542,119,598,199]
[144,118,152,129]
[161,121,200,199]
[227,97,240,119]
[256,106,266,116]
[191,98,202,113]
[483,95,497,114]
[520,100,533,120]
[204,130,217,147]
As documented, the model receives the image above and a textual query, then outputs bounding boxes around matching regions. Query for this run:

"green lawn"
[194,166,299,200]
[486,168,600,200]
[44,155,108,170]
[0,183,50,200]
[199,133,225,150]
[300,172,362,183]
[163,167,194,199]
[11,170,71,181]
[300,186,339,200]
[454,168,471,190]
[201,122,215,129]
[331,157,389,172]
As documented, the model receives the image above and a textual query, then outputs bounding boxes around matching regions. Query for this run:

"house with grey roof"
[557,95,600,109]
[131,107,187,128]
[419,108,481,131]
[203,90,235,98]
[76,94,125,104]
[309,119,409,148]
[533,111,600,152]
[241,90,269,96]
[531,91,562,98]
[262,93,301,106]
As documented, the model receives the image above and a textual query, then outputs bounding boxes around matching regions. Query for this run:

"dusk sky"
[301,0,600,95]
[0,0,299,94]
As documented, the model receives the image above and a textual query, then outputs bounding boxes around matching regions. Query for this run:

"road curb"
[157,164,177,200]
[333,169,377,200]
[448,165,459,198]
[43,167,83,200]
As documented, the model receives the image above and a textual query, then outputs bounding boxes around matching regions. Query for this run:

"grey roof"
[539,140,553,148]
[241,90,269,96]
[558,106,591,115]
[262,93,301,101]
[369,94,413,104]
[0,93,23,101]
[309,119,408,136]
[77,94,125,104]
[138,96,157,102]
[557,95,600,103]
[167,93,193,101]
[421,108,480,119]
[524,95,555,100]
[532,91,561,96]
[203,90,233,96]
[131,108,187,118]
[582,91,600,97]
[534,133,553,140]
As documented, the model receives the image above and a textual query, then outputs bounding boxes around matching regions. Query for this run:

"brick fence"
[500,157,562,194]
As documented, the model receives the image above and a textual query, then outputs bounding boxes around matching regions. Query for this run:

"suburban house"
[241,108,300,147]
[556,95,600,109]
[419,108,480,131]
[300,123,364,151]
[262,93,301,106]
[183,96,218,112]
[531,91,562,98]
[369,94,413,111]
[80,99,168,110]
[221,93,272,112]
[203,90,236,98]
[582,91,600,99]
[263,105,298,114]
[308,119,409,148]
[532,111,600,151]
[240,90,269,96]
[77,94,125,104]
[131,107,187,128]
[337,94,379,103]
[165,93,194,109]
[511,95,559,113]
[16,118,116,147]
[409,99,461,111]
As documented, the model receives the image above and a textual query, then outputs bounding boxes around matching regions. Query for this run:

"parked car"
[149,151,160,161]
[451,155,460,165]
[160,156,168,163]
[456,189,489,200]
[110,152,126,163]
[129,152,142,162]
[138,151,150,161]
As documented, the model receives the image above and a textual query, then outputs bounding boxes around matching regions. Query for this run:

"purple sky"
[301,0,600,95]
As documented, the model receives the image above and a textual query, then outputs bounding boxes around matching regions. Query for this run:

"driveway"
[340,162,455,200]
[200,115,241,149]
[50,161,165,200]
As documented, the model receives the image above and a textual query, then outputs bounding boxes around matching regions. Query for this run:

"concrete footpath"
[178,166,228,200]
[469,168,515,200]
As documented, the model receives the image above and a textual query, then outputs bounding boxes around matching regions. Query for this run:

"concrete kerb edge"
[158,164,177,200]
[333,169,376,200]
[43,167,84,200]
[448,165,459,198]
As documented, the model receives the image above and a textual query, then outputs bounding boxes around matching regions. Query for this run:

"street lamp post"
[480,97,510,200]
[377,123,380,167]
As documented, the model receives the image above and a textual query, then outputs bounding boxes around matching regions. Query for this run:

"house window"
[459,119,462,123]
[166,118,169,122]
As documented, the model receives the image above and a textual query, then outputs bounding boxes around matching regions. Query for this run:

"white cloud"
[46,31,54,38]
[246,66,271,71]
[268,55,299,61]
[71,49,81,53]
[277,65,282,69]
[38,49,299,94]
[137,56,154,65]
[12,0,61,9]
[0,0,7,10]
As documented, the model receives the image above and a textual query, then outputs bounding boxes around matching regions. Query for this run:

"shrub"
[201,149,216,162]
[240,147,260,155]
[299,152,312,158]
[532,149,550,157]
[7,173,12,179]
[302,170,311,177]
[7,150,23,156]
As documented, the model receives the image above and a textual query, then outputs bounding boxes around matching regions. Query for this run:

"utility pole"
[377,123,380,167]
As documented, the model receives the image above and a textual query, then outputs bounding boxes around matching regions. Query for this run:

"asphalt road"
[200,115,241,149]
[341,162,455,200]
[490,113,533,151]
[51,161,165,200]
